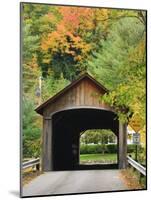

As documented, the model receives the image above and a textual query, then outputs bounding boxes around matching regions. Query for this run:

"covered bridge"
[35,73,127,171]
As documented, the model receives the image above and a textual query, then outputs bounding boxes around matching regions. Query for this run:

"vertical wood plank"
[42,118,53,171]
[119,122,127,169]
[76,84,80,106]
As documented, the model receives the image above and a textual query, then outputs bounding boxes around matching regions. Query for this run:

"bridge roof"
[35,73,109,115]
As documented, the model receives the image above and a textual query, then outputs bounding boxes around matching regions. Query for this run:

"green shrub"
[127,144,135,153]
[80,144,117,154]
[80,144,143,154]
[80,144,101,154]
[106,144,117,153]
[127,144,143,153]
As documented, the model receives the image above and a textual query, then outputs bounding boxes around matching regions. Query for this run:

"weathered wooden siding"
[43,78,111,116]
[36,74,128,171]
[42,118,53,171]
[119,122,127,169]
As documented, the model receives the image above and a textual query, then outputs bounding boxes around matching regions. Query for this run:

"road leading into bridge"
[22,170,129,197]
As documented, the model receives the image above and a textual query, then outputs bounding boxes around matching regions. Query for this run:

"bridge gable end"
[35,73,109,116]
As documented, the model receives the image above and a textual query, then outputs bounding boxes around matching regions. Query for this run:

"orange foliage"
[40,7,110,64]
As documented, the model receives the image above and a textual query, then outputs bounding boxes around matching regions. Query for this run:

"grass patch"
[80,153,117,164]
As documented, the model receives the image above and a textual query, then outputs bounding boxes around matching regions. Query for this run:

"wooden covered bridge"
[35,73,127,171]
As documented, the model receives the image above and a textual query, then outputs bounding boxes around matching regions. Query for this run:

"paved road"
[22,170,128,197]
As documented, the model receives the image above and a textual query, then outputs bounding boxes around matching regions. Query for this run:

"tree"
[23,98,42,158]
[40,7,92,80]
[40,7,112,80]
[22,4,146,157]
[88,15,146,123]
[22,4,61,77]
[41,72,69,101]
[81,129,115,145]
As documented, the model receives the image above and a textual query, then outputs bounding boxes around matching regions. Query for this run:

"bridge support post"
[119,122,127,169]
[42,118,53,171]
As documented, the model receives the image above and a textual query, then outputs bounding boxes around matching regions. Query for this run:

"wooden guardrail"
[22,158,40,171]
[127,156,146,176]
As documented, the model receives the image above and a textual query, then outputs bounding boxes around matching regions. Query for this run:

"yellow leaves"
[41,18,91,63]
[40,13,56,25]
[26,56,41,76]
[93,8,110,31]
[41,6,111,54]
[42,58,50,64]
[46,13,56,21]
[40,6,111,65]
[95,8,109,22]
[129,37,146,64]
[75,55,82,61]
[30,56,38,68]
[140,126,146,146]
[41,30,65,52]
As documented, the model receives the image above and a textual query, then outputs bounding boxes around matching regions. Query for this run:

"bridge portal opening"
[80,129,118,166]
[36,74,128,172]
[51,108,119,171]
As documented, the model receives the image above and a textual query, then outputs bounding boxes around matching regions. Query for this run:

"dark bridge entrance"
[52,108,119,170]
[35,73,127,171]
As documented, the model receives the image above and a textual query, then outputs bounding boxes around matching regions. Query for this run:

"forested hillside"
[22,4,146,158]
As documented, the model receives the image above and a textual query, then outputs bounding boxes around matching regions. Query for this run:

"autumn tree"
[88,15,146,123]
[40,7,112,80]
[21,4,146,158]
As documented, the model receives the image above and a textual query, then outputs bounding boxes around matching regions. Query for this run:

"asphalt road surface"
[22,170,128,197]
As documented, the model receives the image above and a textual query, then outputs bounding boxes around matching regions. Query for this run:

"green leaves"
[88,15,146,123]
[41,73,69,101]
[22,4,146,156]
[23,98,42,158]
[81,129,116,145]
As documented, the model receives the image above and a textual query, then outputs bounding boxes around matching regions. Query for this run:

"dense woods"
[22,4,146,158]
